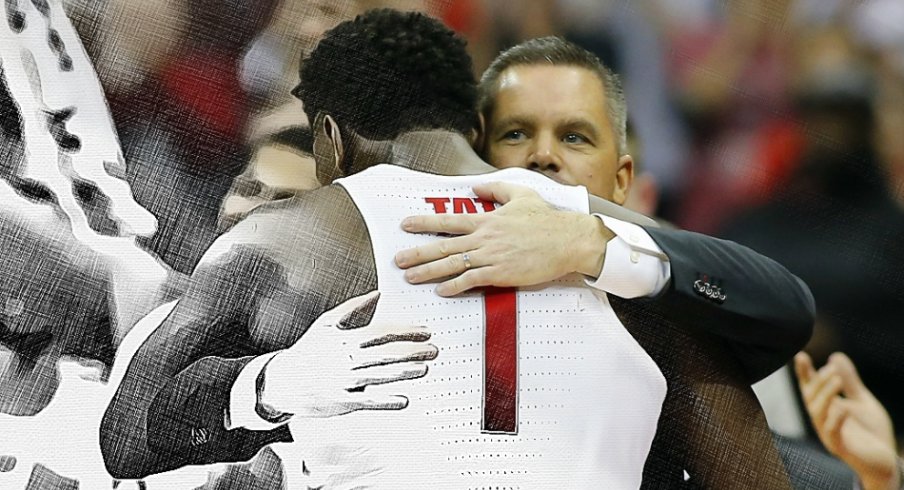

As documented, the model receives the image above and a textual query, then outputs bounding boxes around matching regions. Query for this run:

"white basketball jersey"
[274,165,667,490]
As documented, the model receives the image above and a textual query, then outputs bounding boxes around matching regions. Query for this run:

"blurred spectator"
[622,120,669,220]
[876,78,904,208]
[70,0,279,273]
[66,0,188,96]
[720,60,904,438]
[669,0,797,232]
[437,0,495,72]
[482,0,559,50]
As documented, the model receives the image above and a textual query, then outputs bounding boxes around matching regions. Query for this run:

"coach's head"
[477,37,634,204]
[294,8,478,185]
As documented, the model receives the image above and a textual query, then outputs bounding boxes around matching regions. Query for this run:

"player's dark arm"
[100,247,290,479]
[639,226,815,384]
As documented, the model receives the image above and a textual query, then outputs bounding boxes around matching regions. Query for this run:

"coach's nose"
[527,133,561,174]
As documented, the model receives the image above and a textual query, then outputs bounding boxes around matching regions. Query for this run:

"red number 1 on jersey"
[482,286,518,434]
[424,197,519,434]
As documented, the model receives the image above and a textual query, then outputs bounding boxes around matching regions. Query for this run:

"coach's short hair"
[296,9,477,141]
[479,37,628,156]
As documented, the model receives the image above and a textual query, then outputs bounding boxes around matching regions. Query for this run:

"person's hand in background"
[796,352,900,490]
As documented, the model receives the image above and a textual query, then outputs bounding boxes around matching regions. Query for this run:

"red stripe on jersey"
[482,286,518,434]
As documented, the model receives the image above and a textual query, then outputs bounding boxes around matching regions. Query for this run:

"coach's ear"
[470,113,486,154]
[313,113,345,185]
[612,154,634,206]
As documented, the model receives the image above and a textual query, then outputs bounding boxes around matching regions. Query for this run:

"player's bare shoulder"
[192,184,372,300]
[199,189,325,268]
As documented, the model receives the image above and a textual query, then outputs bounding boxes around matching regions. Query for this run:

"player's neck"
[389,131,494,176]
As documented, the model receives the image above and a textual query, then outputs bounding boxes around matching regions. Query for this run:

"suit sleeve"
[640,226,816,384]
[100,249,293,480]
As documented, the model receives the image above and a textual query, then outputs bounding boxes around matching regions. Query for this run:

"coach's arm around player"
[396,181,815,386]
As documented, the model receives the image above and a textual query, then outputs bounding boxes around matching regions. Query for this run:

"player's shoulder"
[195,185,359,279]
[253,185,357,221]
[200,189,331,260]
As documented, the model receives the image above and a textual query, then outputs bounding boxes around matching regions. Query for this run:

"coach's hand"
[395,182,614,296]
[260,292,438,418]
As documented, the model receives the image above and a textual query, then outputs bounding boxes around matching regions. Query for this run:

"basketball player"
[99,10,656,486]
[102,9,809,488]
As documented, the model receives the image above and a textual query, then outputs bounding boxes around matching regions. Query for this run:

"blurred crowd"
[62,0,904,462]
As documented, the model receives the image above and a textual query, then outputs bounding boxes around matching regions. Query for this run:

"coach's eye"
[502,130,526,142]
[10,178,57,204]
[563,133,588,145]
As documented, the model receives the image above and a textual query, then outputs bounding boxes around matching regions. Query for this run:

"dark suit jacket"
[100,183,814,487]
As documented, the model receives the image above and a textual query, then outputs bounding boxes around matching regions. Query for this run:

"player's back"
[271,166,667,489]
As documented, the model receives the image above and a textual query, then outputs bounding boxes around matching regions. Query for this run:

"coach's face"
[483,65,633,203]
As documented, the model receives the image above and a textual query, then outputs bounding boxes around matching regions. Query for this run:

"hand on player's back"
[261,291,438,418]
[395,182,613,296]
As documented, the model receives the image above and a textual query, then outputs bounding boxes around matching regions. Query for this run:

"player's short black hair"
[295,8,477,141]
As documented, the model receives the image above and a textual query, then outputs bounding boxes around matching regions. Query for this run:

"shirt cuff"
[585,214,671,299]
[226,351,286,431]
